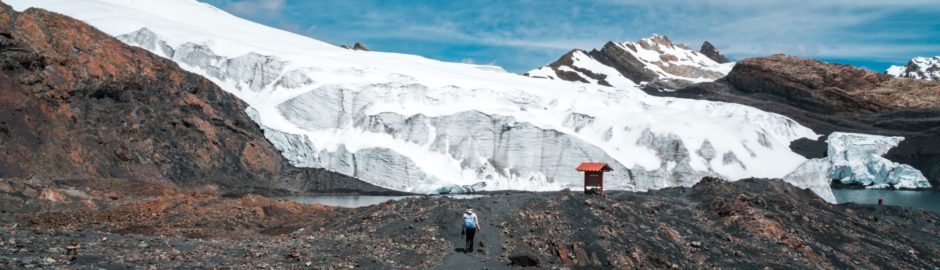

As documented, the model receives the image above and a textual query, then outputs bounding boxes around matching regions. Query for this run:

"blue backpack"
[463,212,476,229]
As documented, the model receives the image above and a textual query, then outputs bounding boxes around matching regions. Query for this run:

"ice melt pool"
[833,188,940,213]
[281,194,487,208]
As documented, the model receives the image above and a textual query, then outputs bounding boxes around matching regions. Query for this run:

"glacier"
[783,158,837,203]
[786,132,930,202]
[826,132,930,189]
[10,0,857,199]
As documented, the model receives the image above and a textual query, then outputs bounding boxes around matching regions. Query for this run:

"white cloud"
[277,22,317,36]
[226,0,285,17]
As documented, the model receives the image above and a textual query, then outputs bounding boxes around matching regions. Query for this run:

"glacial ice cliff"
[786,132,931,200]
[11,0,845,198]
[827,133,931,189]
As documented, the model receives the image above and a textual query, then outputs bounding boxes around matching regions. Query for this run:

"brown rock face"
[0,4,389,194]
[725,54,940,113]
[662,54,940,186]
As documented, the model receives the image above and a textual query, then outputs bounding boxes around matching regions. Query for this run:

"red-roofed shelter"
[576,162,612,194]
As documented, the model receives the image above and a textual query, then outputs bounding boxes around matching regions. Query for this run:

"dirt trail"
[436,251,509,270]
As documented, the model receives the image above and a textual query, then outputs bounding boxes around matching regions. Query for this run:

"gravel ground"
[1,177,939,269]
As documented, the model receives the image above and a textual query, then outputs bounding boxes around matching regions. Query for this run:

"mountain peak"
[526,35,735,91]
[642,34,675,46]
[886,56,940,80]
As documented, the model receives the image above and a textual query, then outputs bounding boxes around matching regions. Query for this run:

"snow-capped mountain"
[887,56,940,80]
[11,0,833,198]
[525,35,734,90]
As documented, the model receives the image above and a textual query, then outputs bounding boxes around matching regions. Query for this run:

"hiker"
[461,205,480,253]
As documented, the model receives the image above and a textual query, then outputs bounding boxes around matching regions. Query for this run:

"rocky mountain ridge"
[525,34,734,91]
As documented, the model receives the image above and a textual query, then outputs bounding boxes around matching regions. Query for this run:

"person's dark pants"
[464,228,476,252]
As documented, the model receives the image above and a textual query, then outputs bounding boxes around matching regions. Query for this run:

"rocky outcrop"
[0,4,388,193]
[658,54,940,186]
[526,35,734,91]
[887,56,940,80]
[339,42,370,51]
[353,42,370,51]
[699,41,730,64]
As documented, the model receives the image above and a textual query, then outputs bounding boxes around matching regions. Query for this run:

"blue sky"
[201,0,940,73]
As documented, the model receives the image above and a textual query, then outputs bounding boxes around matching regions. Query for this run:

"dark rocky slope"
[3,178,938,268]
[659,55,940,186]
[0,4,391,196]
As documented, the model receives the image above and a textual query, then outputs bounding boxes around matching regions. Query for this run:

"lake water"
[832,188,940,213]
[285,190,940,212]
[282,194,487,208]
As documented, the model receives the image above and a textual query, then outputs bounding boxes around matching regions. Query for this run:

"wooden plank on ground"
[555,242,572,266]
[572,243,589,267]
